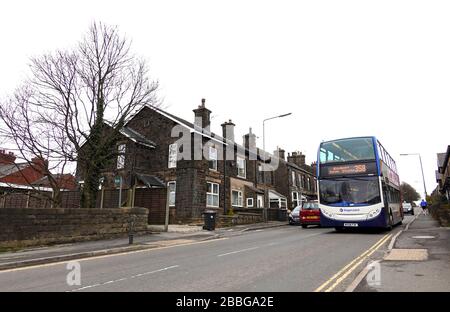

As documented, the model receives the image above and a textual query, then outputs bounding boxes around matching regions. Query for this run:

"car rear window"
[303,203,319,210]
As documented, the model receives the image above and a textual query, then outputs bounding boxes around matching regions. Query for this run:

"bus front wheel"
[386,212,393,231]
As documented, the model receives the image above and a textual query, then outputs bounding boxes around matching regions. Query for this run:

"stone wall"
[0,207,148,248]
[217,212,264,228]
[431,203,450,227]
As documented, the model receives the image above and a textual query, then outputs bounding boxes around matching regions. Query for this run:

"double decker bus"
[317,136,403,231]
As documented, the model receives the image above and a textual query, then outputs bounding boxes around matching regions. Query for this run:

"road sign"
[114,176,122,187]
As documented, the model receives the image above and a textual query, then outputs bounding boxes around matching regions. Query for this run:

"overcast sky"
[1,0,449,197]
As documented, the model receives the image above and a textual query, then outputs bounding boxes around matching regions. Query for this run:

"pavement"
[354,209,450,292]
[0,221,287,271]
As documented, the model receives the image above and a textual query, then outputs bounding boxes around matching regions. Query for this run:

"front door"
[257,195,264,208]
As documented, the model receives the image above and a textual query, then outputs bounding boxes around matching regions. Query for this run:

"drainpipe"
[223,141,227,215]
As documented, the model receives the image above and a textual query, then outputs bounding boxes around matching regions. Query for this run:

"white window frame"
[246,197,254,208]
[209,146,218,171]
[168,143,178,168]
[168,181,176,207]
[207,182,219,207]
[231,189,243,207]
[117,144,126,170]
[237,156,246,178]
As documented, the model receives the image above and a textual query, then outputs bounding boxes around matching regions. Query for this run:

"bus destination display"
[321,162,377,176]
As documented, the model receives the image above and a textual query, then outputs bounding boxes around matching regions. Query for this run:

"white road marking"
[67,265,179,292]
[217,247,259,257]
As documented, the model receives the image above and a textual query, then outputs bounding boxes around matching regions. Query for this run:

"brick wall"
[0,207,148,248]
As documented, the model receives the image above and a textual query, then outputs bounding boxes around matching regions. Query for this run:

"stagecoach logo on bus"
[318,137,404,229]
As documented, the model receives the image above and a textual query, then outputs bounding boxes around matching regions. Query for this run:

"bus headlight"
[368,207,381,219]
[322,210,335,219]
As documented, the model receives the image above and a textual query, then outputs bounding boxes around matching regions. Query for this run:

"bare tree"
[400,182,421,203]
[0,22,158,208]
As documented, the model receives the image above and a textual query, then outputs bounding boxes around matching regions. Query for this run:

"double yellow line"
[314,233,392,292]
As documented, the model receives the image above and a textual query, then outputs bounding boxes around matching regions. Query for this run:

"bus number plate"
[343,223,359,227]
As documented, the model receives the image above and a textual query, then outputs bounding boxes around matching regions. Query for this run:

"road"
[0,216,414,292]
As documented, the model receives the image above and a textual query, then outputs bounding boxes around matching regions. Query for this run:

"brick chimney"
[243,127,257,151]
[193,98,211,130]
[274,148,285,160]
[287,151,306,167]
[0,150,16,164]
[31,157,48,173]
[311,161,317,175]
[221,119,235,143]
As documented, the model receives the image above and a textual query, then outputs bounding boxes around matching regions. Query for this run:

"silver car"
[402,202,414,215]
[288,206,301,225]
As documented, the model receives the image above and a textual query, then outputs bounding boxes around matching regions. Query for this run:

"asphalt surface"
[0,219,412,292]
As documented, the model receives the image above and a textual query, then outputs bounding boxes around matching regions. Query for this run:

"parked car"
[402,201,414,215]
[300,201,321,228]
[288,206,301,225]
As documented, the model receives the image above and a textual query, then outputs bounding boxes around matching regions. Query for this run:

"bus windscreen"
[319,176,381,206]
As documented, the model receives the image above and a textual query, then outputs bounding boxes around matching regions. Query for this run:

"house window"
[292,191,300,208]
[207,182,219,207]
[247,198,254,208]
[237,156,246,178]
[231,190,243,207]
[168,181,176,206]
[292,171,296,186]
[117,144,126,169]
[307,177,311,190]
[209,146,218,171]
[257,164,264,183]
[168,143,177,168]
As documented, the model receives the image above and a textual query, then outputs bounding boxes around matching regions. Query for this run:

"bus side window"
[327,151,334,162]
[320,149,327,163]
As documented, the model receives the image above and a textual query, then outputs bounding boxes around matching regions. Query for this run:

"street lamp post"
[262,113,292,156]
[262,112,292,222]
[400,153,427,200]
